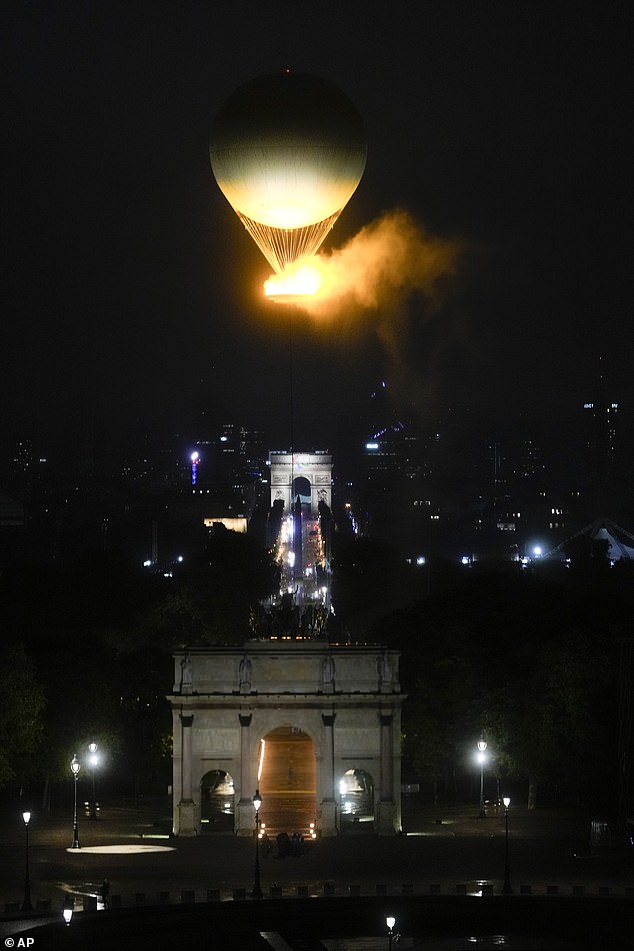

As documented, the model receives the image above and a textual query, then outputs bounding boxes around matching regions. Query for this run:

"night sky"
[2,2,631,462]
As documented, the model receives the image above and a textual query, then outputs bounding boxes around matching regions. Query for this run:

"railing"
[4,879,632,915]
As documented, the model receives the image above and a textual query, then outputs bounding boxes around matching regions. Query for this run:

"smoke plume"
[299,208,464,413]
[305,208,459,316]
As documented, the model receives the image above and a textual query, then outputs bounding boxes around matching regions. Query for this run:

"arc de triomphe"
[269,451,332,513]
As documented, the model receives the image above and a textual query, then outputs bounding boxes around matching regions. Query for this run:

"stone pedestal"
[236,799,256,837]
[175,713,197,835]
[318,799,337,836]
[176,800,197,836]
[376,800,397,835]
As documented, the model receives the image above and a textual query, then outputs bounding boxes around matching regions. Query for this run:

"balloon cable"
[289,318,294,528]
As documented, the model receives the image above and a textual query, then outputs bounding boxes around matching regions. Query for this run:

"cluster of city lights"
[274,513,330,607]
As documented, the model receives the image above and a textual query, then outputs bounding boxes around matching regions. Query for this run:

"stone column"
[377,712,396,834]
[177,714,196,836]
[319,713,337,836]
[236,713,254,835]
[378,650,393,693]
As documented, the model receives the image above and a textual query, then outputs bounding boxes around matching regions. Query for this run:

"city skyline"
[2,4,631,465]
[3,396,632,572]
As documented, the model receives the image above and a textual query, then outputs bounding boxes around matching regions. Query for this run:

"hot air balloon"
[210,72,366,276]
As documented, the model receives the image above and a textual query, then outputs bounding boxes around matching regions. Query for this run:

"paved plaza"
[1,796,631,949]
[1,796,631,905]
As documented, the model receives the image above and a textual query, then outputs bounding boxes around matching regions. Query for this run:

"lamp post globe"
[251,788,263,899]
[62,894,74,926]
[88,742,99,819]
[70,754,81,849]
[21,810,33,912]
[476,737,488,818]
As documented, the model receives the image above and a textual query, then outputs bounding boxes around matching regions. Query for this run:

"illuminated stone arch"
[169,641,404,837]
[269,451,332,514]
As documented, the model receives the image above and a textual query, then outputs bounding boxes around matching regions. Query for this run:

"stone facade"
[269,451,332,514]
[168,640,404,837]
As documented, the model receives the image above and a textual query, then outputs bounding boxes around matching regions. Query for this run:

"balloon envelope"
[210,73,366,273]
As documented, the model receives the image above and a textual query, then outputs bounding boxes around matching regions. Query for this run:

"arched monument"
[169,640,404,837]
[269,451,332,514]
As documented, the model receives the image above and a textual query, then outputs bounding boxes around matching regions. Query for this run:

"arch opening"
[257,726,316,840]
[292,476,311,508]
[200,769,235,832]
[339,768,375,827]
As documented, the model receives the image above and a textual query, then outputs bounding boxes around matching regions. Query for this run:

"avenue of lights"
[278,514,295,552]
[273,513,329,607]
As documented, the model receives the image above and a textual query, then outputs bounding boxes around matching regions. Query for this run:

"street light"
[21,810,33,912]
[88,742,99,819]
[386,915,399,950]
[476,736,488,818]
[502,796,513,894]
[251,788,263,899]
[62,894,74,926]
[70,753,81,849]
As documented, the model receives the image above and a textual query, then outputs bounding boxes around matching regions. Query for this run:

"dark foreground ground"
[6,893,634,951]
[1,796,632,949]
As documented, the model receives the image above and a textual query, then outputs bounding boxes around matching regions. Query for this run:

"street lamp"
[502,796,513,894]
[251,788,263,899]
[88,742,99,819]
[386,915,399,950]
[21,810,33,912]
[62,894,74,926]
[70,753,81,849]
[476,737,488,818]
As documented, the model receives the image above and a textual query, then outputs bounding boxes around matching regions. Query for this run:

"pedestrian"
[276,831,289,859]
[100,878,110,910]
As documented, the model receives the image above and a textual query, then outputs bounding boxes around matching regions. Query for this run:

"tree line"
[1,529,631,820]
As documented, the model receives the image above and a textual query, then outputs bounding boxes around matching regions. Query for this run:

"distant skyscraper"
[583,358,619,491]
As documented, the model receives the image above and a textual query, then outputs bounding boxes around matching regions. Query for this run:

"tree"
[489,628,617,810]
[331,536,408,641]
[0,643,45,789]
[376,566,623,811]
[116,647,173,799]
[32,637,122,808]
